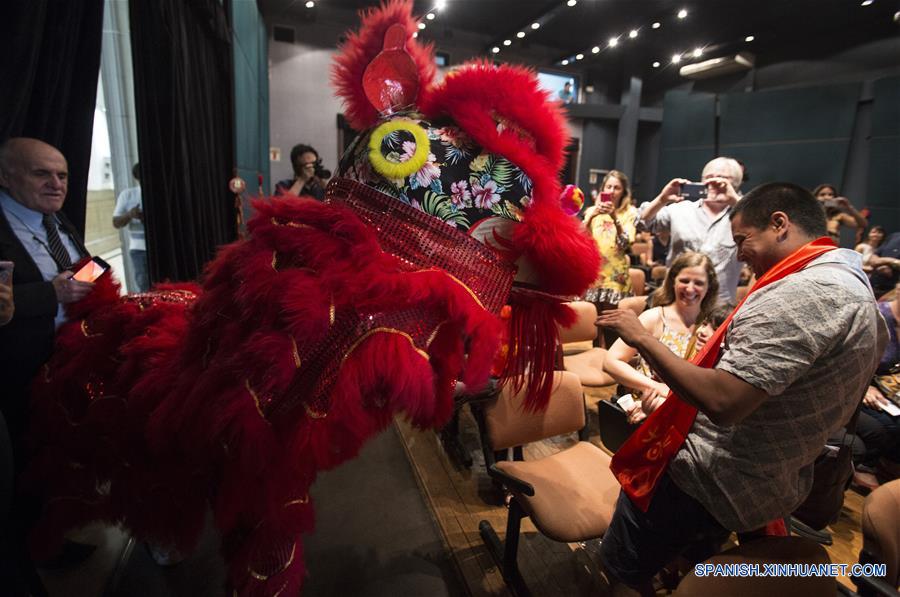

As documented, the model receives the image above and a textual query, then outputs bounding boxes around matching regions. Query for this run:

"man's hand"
[656,178,689,205]
[596,309,651,346]
[52,272,94,304]
[704,176,740,207]
[863,386,890,411]
[130,206,143,222]
[0,283,13,326]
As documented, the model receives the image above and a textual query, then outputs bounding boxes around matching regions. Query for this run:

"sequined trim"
[290,337,301,369]
[304,403,327,420]
[328,297,336,327]
[426,320,449,348]
[285,495,309,507]
[271,251,278,271]
[248,541,296,581]
[342,327,430,365]
[244,380,268,422]
[271,217,312,229]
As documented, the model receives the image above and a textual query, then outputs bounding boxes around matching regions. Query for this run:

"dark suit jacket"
[0,205,87,437]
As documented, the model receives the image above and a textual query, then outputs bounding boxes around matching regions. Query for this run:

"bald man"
[639,157,745,301]
[0,138,92,441]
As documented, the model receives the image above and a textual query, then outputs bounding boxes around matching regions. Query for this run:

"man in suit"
[0,137,93,440]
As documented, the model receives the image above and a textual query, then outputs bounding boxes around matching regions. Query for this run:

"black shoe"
[35,540,97,570]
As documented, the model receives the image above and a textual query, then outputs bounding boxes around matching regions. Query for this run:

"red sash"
[610,237,838,511]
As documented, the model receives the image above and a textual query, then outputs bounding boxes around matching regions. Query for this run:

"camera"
[314,161,331,180]
[680,182,707,201]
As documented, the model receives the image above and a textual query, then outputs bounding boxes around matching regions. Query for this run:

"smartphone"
[599,191,614,203]
[0,261,12,286]
[680,182,707,201]
[70,256,110,283]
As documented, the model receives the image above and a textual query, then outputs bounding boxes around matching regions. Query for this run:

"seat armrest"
[487,463,535,496]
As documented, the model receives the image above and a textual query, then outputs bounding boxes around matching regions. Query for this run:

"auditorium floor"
[395,384,866,596]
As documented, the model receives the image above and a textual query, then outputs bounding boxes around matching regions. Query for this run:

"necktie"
[42,214,73,272]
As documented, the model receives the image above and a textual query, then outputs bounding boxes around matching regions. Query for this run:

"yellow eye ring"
[368,119,431,180]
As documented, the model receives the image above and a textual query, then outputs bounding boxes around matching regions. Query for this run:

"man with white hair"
[639,157,744,301]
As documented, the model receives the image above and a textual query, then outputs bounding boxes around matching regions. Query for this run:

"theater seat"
[475,371,620,596]
[674,536,835,596]
[854,478,900,595]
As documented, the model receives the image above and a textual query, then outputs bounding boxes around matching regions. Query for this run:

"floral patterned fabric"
[338,112,533,232]
[585,204,638,298]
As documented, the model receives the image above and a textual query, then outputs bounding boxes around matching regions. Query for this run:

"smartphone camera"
[314,160,331,180]
[680,182,707,201]
[599,191,614,203]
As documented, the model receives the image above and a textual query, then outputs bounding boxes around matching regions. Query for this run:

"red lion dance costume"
[24,2,599,595]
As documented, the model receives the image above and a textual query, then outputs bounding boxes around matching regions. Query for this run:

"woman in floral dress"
[583,169,639,308]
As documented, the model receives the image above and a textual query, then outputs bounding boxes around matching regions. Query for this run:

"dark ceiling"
[258,0,899,83]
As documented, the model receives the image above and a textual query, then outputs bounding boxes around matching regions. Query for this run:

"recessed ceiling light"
[652,61,660,68]
[531,22,540,29]
[672,53,682,63]
[608,37,619,47]
[629,29,638,39]
[562,59,569,65]
[305,0,314,7]
[744,35,755,42]
[426,12,435,20]
[567,0,577,6]
[693,47,703,57]
[418,22,426,30]
[677,8,688,19]
[591,46,600,53]
[492,46,500,53]
[861,0,873,5]
[516,31,525,38]
[503,39,511,46]
[436,0,447,10]
[652,21,661,29]
[576,53,584,60]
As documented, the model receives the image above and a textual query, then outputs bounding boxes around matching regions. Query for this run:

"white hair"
[702,157,743,189]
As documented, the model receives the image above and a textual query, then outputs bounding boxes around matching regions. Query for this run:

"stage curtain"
[130,0,236,283]
[0,0,104,237]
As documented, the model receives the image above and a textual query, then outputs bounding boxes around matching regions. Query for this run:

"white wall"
[268,40,342,188]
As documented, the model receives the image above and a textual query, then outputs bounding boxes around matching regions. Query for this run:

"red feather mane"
[331,0,436,131]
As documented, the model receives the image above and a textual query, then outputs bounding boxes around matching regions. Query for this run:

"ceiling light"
[744,35,755,42]
[672,53,682,63]
[561,59,569,65]
[503,39,511,46]
[531,22,540,29]
[305,0,314,7]
[652,21,661,29]
[629,29,638,38]
[652,61,660,68]
[516,31,525,38]
[575,53,584,60]
[677,8,688,19]
[693,47,703,57]
[418,22,426,30]
[426,12,435,20]
[491,46,500,53]
[592,46,600,53]
[861,0,873,5]
[608,37,619,47]
[567,0,577,6]
[435,0,447,10]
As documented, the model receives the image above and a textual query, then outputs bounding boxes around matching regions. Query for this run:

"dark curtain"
[130,0,236,283]
[0,0,104,237]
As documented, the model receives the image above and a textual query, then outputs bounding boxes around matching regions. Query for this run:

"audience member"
[638,157,744,301]
[596,182,885,591]
[111,162,149,292]
[868,231,900,297]
[603,252,718,424]
[558,81,574,104]
[582,170,638,309]
[856,225,886,270]
[812,183,868,246]
[274,143,327,200]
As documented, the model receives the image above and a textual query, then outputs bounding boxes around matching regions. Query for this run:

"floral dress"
[584,204,638,305]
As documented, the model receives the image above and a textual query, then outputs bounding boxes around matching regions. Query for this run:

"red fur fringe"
[331,0,436,131]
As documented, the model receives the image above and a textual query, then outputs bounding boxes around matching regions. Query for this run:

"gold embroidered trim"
[80,319,102,338]
[290,336,301,369]
[244,379,268,422]
[271,251,278,270]
[285,495,309,507]
[271,217,312,229]
[425,320,449,349]
[412,269,485,309]
[304,403,327,420]
[342,327,430,365]
[248,541,296,581]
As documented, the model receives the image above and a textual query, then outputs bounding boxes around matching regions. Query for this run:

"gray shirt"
[668,249,885,531]
[638,200,741,302]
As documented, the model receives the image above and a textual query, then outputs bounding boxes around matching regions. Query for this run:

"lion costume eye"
[367,119,430,180]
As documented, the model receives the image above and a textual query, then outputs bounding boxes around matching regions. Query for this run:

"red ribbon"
[610,237,838,511]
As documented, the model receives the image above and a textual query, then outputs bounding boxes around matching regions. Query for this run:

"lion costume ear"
[419,62,599,295]
[331,0,436,131]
